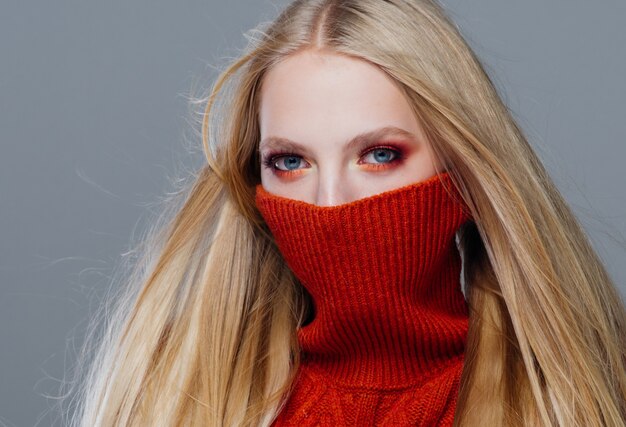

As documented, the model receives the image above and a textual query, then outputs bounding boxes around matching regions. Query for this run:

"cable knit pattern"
[254,171,473,426]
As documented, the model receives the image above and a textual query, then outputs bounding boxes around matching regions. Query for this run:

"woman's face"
[258,49,441,206]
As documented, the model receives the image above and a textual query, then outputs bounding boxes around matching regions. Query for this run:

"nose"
[314,175,351,207]
[316,191,341,207]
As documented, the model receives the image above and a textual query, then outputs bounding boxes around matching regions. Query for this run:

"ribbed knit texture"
[254,171,473,426]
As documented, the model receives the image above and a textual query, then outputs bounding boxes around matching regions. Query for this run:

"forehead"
[258,50,421,149]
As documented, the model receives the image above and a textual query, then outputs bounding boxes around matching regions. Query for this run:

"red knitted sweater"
[254,171,473,426]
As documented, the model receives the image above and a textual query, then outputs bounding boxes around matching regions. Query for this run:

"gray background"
[1,1,625,425]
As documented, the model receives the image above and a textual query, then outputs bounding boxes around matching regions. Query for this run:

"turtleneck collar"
[254,171,473,390]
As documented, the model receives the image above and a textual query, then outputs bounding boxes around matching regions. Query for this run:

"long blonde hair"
[65,0,626,425]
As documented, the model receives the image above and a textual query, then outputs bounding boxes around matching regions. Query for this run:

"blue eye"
[362,148,399,164]
[262,154,308,175]
[274,155,304,171]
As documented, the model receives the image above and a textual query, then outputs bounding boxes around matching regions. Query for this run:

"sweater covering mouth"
[255,171,473,426]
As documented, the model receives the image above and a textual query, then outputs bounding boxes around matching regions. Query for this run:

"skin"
[258,49,443,206]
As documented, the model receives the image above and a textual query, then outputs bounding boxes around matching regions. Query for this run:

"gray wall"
[1,1,624,425]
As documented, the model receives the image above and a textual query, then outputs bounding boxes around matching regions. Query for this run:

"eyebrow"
[258,125,419,156]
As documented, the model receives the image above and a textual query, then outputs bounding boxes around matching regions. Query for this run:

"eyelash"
[261,144,406,177]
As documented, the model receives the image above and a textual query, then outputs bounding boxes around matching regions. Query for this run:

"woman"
[67,0,626,426]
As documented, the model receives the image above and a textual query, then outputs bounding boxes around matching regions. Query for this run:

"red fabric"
[254,171,473,426]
